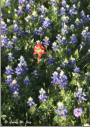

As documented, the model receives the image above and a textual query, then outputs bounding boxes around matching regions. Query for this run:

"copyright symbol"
[4,120,8,124]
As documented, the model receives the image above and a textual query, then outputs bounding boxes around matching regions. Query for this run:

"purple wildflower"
[52,42,59,51]
[27,97,36,107]
[5,65,14,75]
[70,34,78,44]
[74,108,83,117]
[73,66,81,73]
[56,102,68,118]
[7,52,14,62]
[75,88,87,102]
[38,88,48,102]
[5,0,11,6]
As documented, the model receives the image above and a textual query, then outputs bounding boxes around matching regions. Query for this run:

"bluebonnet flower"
[7,52,14,62]
[39,5,47,15]
[70,24,75,31]
[56,102,68,118]
[65,4,70,11]
[51,71,59,85]
[81,30,88,40]
[25,15,31,24]
[80,19,84,26]
[69,8,77,16]
[61,25,69,35]
[53,7,58,13]
[47,54,54,65]
[12,91,21,98]
[31,11,38,20]
[1,35,9,47]
[73,66,81,73]
[12,23,19,33]
[5,0,11,6]
[11,36,18,44]
[31,70,39,78]
[51,70,68,88]
[74,108,83,117]
[5,65,14,75]
[61,15,69,25]
[27,97,36,107]
[33,27,44,37]
[17,27,25,35]
[70,58,76,65]
[38,88,48,102]
[50,0,57,6]
[74,18,80,27]
[15,46,20,53]
[60,7,66,15]
[17,6,24,16]
[75,87,87,103]
[28,0,34,6]
[15,56,28,78]
[70,34,78,44]
[80,10,86,19]
[1,21,9,35]
[6,41,13,49]
[5,75,12,85]
[43,36,50,47]
[67,49,71,53]
[52,42,59,51]
[25,4,31,13]
[60,58,70,67]
[61,0,67,7]
[79,42,86,49]
[39,15,45,23]
[85,72,90,79]
[56,34,62,42]
[18,0,27,6]
[42,17,51,30]
[60,36,67,44]
[26,30,31,34]
[23,76,31,85]
[10,79,20,93]
[85,15,90,22]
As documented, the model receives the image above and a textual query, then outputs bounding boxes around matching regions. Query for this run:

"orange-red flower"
[33,43,46,58]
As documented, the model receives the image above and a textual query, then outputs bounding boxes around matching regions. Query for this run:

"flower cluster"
[27,97,36,107]
[73,66,81,74]
[33,27,44,37]
[38,5,47,15]
[70,34,78,44]
[47,54,54,65]
[1,21,9,35]
[56,102,68,118]
[23,76,31,85]
[42,17,51,30]
[7,52,14,62]
[52,42,59,51]
[75,87,87,103]
[15,56,28,78]
[38,88,48,102]
[51,70,68,88]
[43,36,50,47]
[5,0,11,6]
